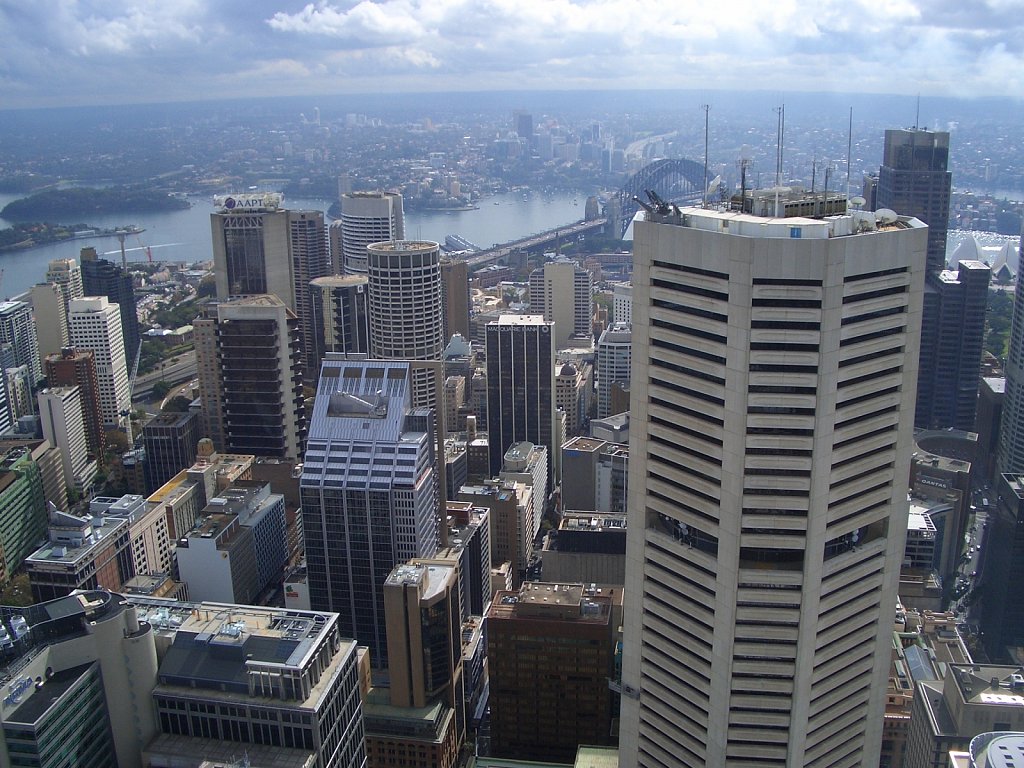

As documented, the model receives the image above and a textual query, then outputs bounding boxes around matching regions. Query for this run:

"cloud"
[0,0,1022,107]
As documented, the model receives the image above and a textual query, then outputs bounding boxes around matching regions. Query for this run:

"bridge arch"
[614,158,710,238]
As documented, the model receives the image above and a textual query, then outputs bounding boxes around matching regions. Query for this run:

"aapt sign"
[214,193,283,213]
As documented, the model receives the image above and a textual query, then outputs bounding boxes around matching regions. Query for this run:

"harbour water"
[0,190,587,299]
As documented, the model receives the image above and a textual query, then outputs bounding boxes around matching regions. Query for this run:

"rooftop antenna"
[774,103,786,187]
[701,103,711,208]
[116,231,127,270]
[915,94,921,130]
[845,107,853,204]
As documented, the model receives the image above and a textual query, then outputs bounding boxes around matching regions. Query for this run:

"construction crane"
[122,339,143,446]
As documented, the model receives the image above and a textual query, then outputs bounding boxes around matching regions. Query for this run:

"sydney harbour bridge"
[464,158,712,270]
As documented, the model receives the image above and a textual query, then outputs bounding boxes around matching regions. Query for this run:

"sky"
[2,0,1024,109]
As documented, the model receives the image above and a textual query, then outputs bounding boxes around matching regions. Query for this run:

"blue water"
[0,190,587,299]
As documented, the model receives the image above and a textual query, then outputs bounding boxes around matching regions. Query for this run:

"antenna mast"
[701,103,711,208]
[845,106,853,203]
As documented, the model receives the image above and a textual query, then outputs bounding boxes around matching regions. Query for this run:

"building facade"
[68,297,129,430]
[336,191,405,275]
[485,315,556,479]
[618,194,926,767]
[79,248,141,370]
[300,358,439,668]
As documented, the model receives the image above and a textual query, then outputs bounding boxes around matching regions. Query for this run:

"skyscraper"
[440,258,471,342]
[80,247,141,370]
[309,275,370,366]
[618,191,926,767]
[876,128,951,275]
[210,196,329,378]
[68,297,129,430]
[45,348,105,460]
[45,257,84,312]
[595,321,632,419]
[485,315,555,479]
[528,259,593,348]
[367,240,444,409]
[0,300,42,386]
[29,282,68,360]
[875,129,987,433]
[37,386,97,496]
[337,191,405,275]
[915,258,991,430]
[998,240,1024,475]
[300,357,438,667]
[194,295,306,459]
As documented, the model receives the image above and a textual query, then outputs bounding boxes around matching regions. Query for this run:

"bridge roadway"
[465,217,608,270]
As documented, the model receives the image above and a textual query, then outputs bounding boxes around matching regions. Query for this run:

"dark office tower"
[998,239,1024,475]
[44,348,105,460]
[367,241,445,409]
[876,128,951,275]
[485,315,555,478]
[915,259,991,430]
[300,358,439,668]
[79,247,141,369]
[514,110,533,148]
[338,191,405,275]
[979,473,1024,660]
[195,295,306,460]
[142,411,201,493]
[289,210,331,378]
[309,275,370,369]
[440,258,470,342]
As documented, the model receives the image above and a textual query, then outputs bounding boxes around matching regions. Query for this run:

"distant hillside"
[1,187,190,219]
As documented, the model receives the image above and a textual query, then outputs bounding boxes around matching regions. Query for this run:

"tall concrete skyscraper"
[46,257,84,311]
[210,195,329,378]
[68,297,129,430]
[618,191,926,768]
[528,259,593,348]
[367,240,444,409]
[337,191,404,275]
[485,315,555,479]
[193,295,306,459]
[595,321,632,419]
[300,357,439,668]
[29,282,69,360]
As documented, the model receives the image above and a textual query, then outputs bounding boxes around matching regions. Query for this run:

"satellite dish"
[850,196,866,209]
[875,208,898,225]
[707,175,722,195]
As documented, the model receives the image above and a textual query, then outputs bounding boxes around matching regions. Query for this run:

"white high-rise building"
[46,257,84,314]
[366,240,444,409]
[595,321,631,419]
[38,386,97,495]
[528,259,593,348]
[68,296,129,429]
[336,191,405,275]
[30,282,69,360]
[619,191,926,768]
[613,282,633,325]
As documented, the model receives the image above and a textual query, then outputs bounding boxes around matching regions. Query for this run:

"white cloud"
[0,0,1022,107]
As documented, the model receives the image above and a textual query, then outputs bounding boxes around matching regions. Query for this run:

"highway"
[133,350,197,401]
[466,218,607,270]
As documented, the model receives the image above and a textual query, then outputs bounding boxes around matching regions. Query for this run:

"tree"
[151,380,172,400]
[162,395,192,412]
